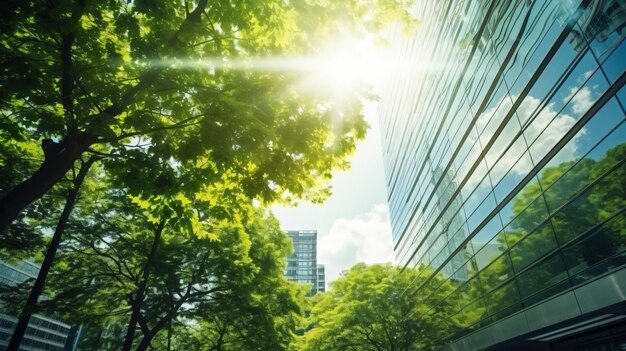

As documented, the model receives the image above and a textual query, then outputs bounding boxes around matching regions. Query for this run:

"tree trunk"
[6,157,96,351]
[0,0,213,233]
[166,319,172,351]
[135,330,157,351]
[121,221,165,351]
[121,298,141,351]
[0,130,94,232]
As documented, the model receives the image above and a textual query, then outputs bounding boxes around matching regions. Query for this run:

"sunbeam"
[144,32,447,106]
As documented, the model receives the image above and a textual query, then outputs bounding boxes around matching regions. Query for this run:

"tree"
[0,0,412,232]
[150,212,308,351]
[296,263,460,351]
[44,198,306,351]
[1,2,414,349]
[39,173,249,350]
[5,156,96,350]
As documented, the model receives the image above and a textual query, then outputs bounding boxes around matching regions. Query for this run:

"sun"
[158,33,400,102]
[297,35,392,99]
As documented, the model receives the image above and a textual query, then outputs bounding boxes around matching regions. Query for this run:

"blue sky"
[271,101,395,285]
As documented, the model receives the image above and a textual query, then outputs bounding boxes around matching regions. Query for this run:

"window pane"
[509,220,558,274]
[485,279,522,317]
[479,252,515,292]
[562,211,626,277]
[517,251,568,300]
[503,191,550,247]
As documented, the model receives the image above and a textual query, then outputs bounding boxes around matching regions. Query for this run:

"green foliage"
[0,1,415,349]
[44,192,305,350]
[295,263,459,351]
[0,0,413,222]
[0,0,415,258]
[151,212,308,351]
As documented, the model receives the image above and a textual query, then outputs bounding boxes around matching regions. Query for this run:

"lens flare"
[144,33,444,103]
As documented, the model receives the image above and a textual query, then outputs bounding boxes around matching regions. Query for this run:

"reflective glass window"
[492,151,534,204]
[479,251,514,292]
[503,189,550,247]
[509,219,558,274]
[552,151,626,245]
[516,251,568,300]
[471,213,504,249]
[485,278,522,317]
[562,210,625,277]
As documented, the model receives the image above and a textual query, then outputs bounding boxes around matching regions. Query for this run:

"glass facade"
[0,260,78,351]
[378,0,626,349]
[316,264,326,293]
[284,230,321,295]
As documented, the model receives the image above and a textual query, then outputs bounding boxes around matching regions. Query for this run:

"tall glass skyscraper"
[378,0,626,349]
[285,230,321,295]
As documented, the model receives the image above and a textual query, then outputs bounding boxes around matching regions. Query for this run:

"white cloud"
[581,69,594,81]
[318,203,395,286]
[564,86,595,116]
[462,93,582,191]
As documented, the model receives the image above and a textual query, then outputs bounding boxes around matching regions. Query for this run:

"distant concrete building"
[0,260,79,351]
[285,230,324,295]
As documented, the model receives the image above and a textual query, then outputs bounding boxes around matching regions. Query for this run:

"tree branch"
[98,113,208,143]
[137,313,151,336]
[60,0,86,128]
[186,0,209,23]
[354,326,385,351]
[85,0,212,140]
[86,148,129,158]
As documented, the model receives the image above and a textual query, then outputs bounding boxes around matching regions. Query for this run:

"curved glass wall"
[378,0,626,348]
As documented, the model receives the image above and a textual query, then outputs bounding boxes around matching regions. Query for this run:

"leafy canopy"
[0,0,413,210]
[296,263,460,351]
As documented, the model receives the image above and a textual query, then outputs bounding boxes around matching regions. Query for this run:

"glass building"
[0,260,79,351]
[316,264,326,293]
[378,0,626,349]
[285,230,321,295]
